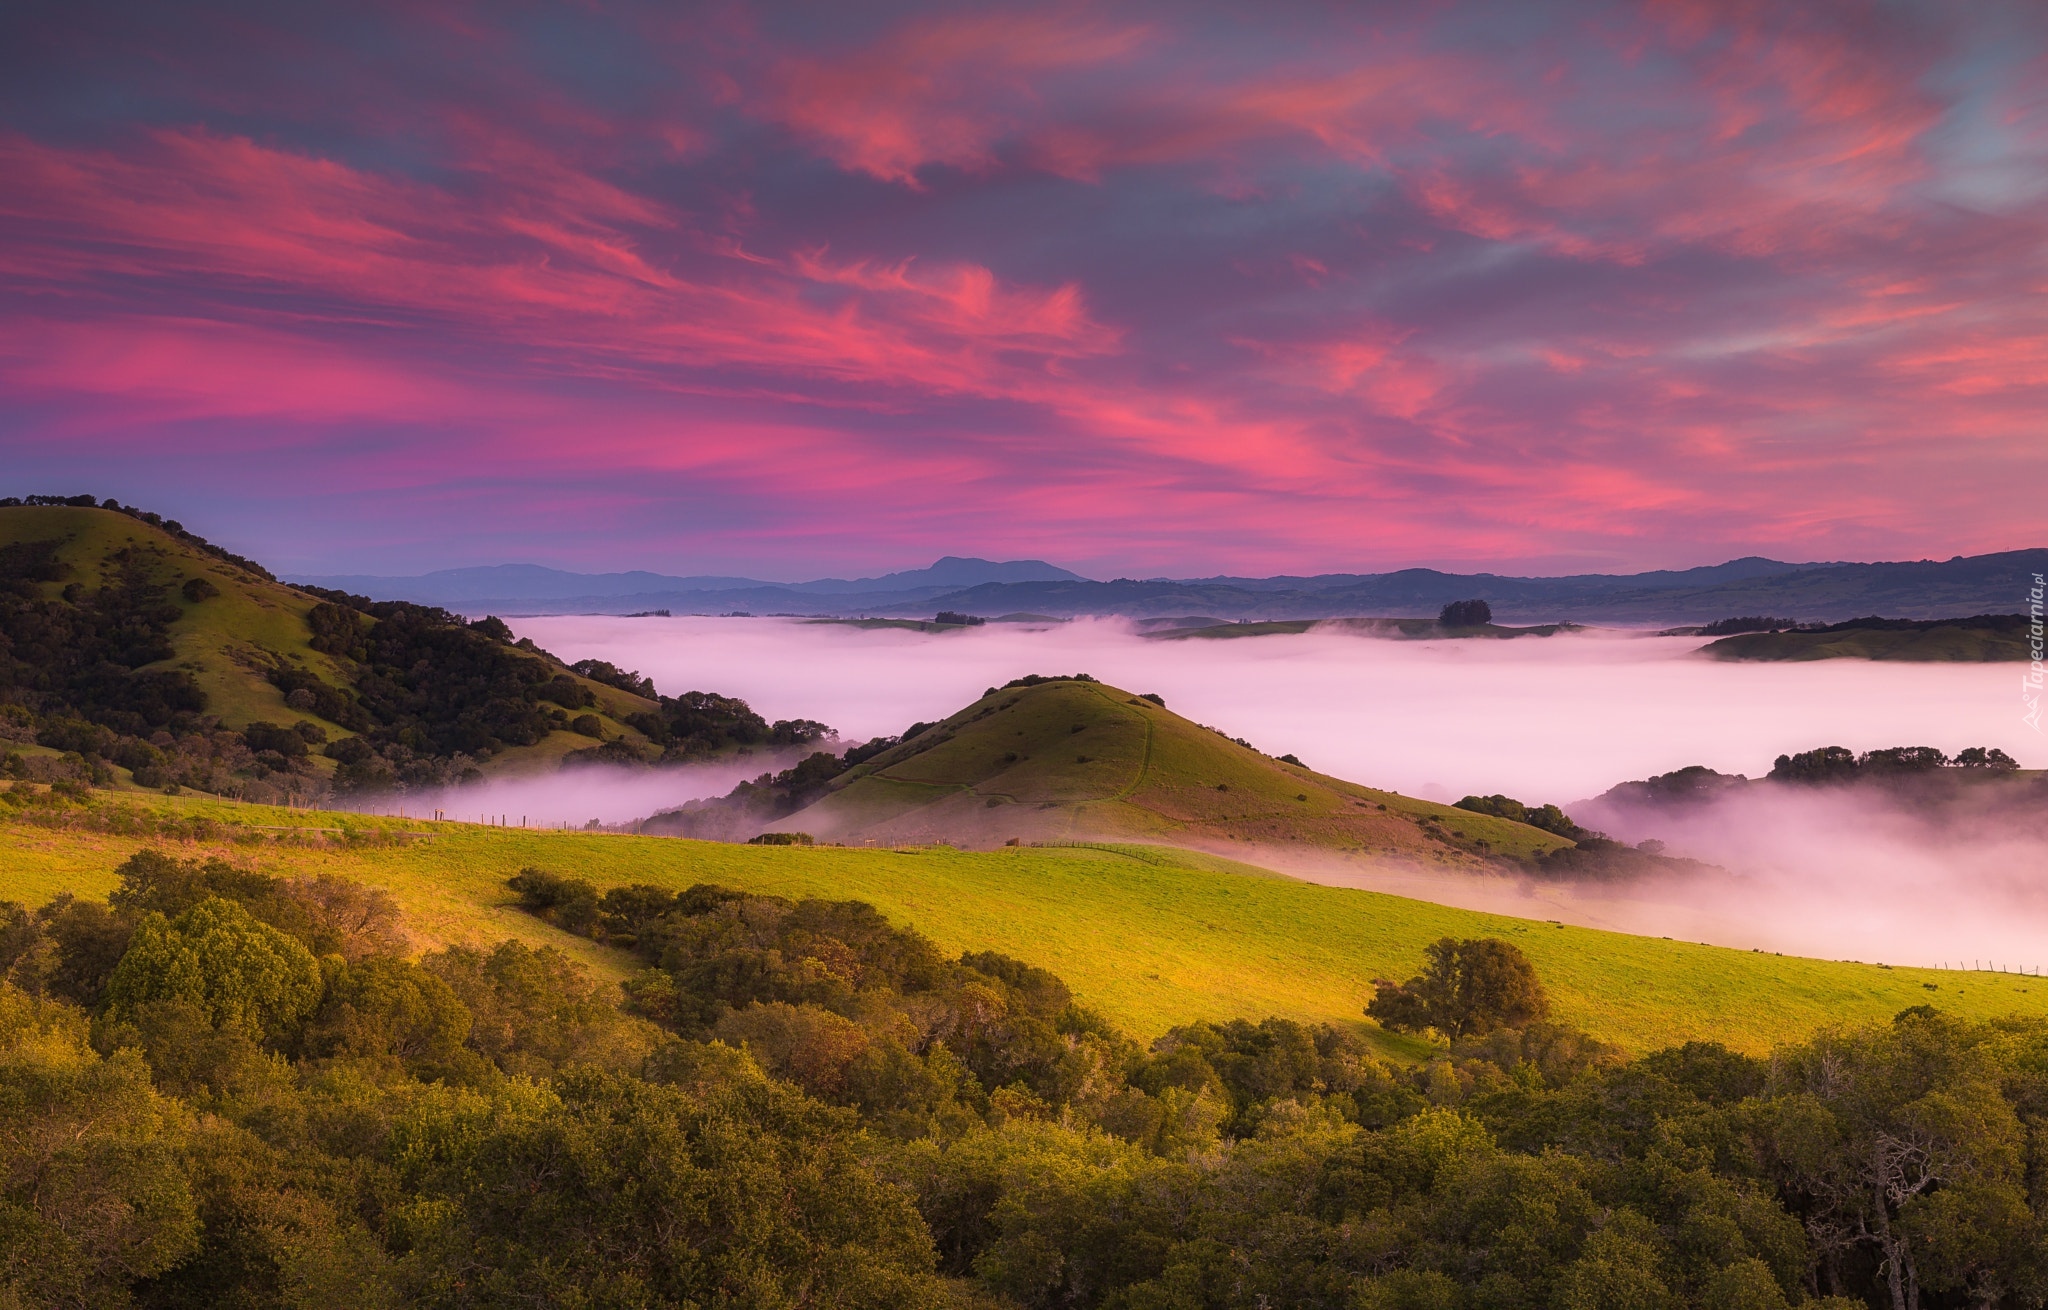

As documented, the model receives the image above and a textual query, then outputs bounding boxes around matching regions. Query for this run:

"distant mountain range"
[291,548,2048,626]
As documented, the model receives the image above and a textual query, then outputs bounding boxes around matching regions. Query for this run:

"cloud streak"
[1,0,2044,575]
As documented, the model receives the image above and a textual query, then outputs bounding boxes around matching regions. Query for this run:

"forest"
[0,849,2040,1309]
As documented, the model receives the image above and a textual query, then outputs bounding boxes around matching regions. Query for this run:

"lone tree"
[1367,936,1549,1038]
[1438,598,1492,627]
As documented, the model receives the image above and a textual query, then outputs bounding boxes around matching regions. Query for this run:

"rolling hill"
[1702,613,2035,661]
[759,675,1574,864]
[0,501,799,800]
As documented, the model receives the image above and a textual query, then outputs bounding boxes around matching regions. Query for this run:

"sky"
[3,0,2045,578]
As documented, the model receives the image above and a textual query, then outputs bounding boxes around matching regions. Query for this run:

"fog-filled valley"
[470,616,2042,971]
[512,615,2026,800]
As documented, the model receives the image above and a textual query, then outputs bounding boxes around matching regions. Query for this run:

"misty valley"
[0,501,2043,1310]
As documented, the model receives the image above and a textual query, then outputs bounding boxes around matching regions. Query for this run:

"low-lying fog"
[465,616,2038,970]
[513,615,2030,801]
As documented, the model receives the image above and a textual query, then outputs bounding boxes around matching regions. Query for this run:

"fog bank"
[346,752,814,828]
[511,616,2031,802]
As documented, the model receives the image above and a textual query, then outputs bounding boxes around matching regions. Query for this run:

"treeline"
[1770,744,2020,783]
[506,867,2048,1310]
[1452,791,1718,880]
[1700,615,2030,637]
[6,854,2048,1305]
[1458,739,2027,881]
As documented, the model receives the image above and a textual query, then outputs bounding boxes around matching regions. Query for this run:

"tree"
[0,985,200,1305]
[103,897,321,1041]
[1953,746,2019,771]
[1439,599,1492,627]
[1764,1012,2031,1310]
[1368,937,1550,1038]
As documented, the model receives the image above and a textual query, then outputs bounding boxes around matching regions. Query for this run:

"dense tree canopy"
[5,851,2048,1307]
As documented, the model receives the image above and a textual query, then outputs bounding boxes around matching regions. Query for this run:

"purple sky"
[2,0,2044,578]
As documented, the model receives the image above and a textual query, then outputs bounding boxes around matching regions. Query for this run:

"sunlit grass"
[1,792,2034,1057]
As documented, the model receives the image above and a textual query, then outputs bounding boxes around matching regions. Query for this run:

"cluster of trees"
[1702,616,1805,635]
[1438,599,1493,627]
[0,852,952,1306]
[1454,792,1586,838]
[934,612,987,627]
[618,688,832,764]
[1771,744,2021,784]
[295,594,613,787]
[0,533,333,801]
[508,870,2048,1308]
[10,854,2048,1306]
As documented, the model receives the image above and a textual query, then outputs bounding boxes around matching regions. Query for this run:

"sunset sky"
[3,0,2044,577]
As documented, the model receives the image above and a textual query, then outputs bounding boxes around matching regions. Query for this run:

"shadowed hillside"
[0,501,813,800]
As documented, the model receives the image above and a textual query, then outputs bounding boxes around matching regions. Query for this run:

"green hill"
[1704,614,2033,661]
[779,676,1572,863]
[3,790,2038,1056]
[0,501,810,800]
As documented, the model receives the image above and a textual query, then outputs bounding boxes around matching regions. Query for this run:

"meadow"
[7,792,2043,1057]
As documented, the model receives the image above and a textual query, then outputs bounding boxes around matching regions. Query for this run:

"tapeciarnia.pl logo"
[2025,572,2044,733]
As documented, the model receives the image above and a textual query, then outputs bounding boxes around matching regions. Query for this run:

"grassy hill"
[0,503,669,792]
[781,676,1576,863]
[3,790,2039,1056]
[1704,615,2033,661]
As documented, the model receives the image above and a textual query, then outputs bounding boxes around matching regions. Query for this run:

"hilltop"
[1702,613,2035,661]
[0,499,816,802]
[653,675,1576,865]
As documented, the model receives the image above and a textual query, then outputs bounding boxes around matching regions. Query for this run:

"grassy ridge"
[3,793,2039,1056]
[0,505,661,776]
[1705,622,2032,661]
[799,679,1573,863]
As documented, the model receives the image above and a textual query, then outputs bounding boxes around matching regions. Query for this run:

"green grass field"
[3,793,2037,1058]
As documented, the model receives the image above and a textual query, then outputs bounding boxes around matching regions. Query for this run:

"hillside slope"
[1703,614,2033,661]
[0,502,682,796]
[4,792,2040,1054]
[782,676,1572,864]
